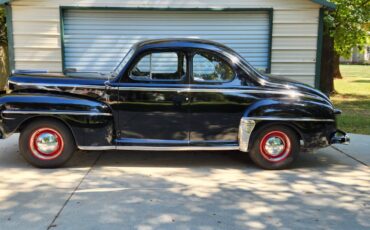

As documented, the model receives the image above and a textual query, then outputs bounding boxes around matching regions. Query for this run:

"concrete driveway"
[0,134,369,230]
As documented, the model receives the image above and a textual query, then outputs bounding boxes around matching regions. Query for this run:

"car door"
[116,50,190,145]
[189,50,249,145]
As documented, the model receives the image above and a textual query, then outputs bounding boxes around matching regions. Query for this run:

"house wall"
[9,0,320,85]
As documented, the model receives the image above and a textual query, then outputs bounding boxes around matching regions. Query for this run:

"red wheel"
[19,119,76,168]
[249,125,299,170]
[259,131,291,163]
[29,128,65,161]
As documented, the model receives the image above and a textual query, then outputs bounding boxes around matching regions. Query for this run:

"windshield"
[112,49,135,78]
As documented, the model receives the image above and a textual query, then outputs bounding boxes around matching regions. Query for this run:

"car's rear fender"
[0,93,115,146]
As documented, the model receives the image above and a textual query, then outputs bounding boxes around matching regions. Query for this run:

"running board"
[78,145,239,151]
[78,118,257,152]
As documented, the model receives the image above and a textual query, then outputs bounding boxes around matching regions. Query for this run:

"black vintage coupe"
[0,39,349,169]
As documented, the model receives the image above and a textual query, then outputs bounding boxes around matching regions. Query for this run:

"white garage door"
[62,9,271,74]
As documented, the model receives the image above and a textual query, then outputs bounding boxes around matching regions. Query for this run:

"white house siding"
[10,0,320,86]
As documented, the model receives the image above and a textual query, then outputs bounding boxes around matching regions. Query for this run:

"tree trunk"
[0,44,9,90]
[333,52,343,79]
[320,27,335,95]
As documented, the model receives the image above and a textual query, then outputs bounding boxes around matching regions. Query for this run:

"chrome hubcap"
[35,132,59,155]
[260,131,291,163]
[264,136,285,156]
[29,128,64,160]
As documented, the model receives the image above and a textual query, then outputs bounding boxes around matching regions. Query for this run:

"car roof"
[133,38,233,52]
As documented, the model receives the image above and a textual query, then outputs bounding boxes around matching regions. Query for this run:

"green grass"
[331,65,370,135]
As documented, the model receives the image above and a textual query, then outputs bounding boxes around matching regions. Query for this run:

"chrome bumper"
[331,130,350,145]
[0,119,3,139]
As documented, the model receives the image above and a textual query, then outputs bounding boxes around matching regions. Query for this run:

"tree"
[0,6,6,46]
[320,0,370,94]
[1,6,8,90]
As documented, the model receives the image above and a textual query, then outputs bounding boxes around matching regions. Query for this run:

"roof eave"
[0,0,336,10]
[311,0,336,10]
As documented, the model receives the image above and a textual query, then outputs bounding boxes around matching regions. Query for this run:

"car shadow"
[0,134,359,170]
[70,148,350,170]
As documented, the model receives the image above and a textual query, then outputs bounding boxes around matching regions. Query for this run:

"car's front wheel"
[249,125,299,170]
[19,119,76,168]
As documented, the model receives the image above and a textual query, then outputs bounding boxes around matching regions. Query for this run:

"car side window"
[192,52,235,83]
[129,52,186,82]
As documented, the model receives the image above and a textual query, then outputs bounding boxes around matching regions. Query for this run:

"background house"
[340,45,370,64]
[1,0,335,87]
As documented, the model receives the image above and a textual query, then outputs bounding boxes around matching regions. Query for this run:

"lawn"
[331,65,370,135]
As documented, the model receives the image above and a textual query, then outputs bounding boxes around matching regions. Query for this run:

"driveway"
[0,134,369,230]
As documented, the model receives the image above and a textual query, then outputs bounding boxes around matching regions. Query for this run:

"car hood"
[261,74,332,104]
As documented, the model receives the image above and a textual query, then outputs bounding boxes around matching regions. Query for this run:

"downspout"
[5,2,14,74]
[314,8,325,89]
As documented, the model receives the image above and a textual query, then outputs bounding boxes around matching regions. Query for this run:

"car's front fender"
[243,98,335,120]
[240,98,338,150]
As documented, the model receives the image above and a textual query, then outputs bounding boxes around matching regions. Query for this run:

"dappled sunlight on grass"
[339,65,370,79]
[332,65,370,135]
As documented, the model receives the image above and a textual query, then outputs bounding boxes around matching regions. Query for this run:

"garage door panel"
[64,21,269,26]
[64,30,269,36]
[64,43,268,50]
[64,43,269,49]
[64,10,268,18]
[64,34,270,40]
[63,10,270,73]
[64,46,271,53]
[64,51,268,59]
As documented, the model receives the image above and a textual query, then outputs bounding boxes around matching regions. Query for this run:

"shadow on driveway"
[0,135,369,230]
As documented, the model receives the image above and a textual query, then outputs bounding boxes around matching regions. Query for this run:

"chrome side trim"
[114,86,322,98]
[9,81,326,102]
[79,146,116,151]
[246,117,335,122]
[78,145,239,151]
[8,80,106,89]
[116,87,243,93]
[118,146,239,151]
[2,110,112,116]
[115,138,188,145]
[114,87,327,102]
[239,118,256,152]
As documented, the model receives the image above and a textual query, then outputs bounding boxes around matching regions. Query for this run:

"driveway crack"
[47,152,102,230]
[331,146,368,166]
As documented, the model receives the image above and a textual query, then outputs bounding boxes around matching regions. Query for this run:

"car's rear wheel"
[249,125,299,170]
[19,119,76,168]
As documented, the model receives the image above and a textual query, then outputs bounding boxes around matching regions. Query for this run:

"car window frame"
[190,50,237,85]
[127,50,188,83]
